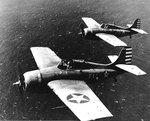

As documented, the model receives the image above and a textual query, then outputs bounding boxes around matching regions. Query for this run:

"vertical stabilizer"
[130,18,141,29]
[110,47,146,76]
[113,47,132,65]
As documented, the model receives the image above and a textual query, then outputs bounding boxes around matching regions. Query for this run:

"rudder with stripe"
[130,18,141,29]
[113,47,132,65]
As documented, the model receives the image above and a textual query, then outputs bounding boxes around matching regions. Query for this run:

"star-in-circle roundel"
[67,93,90,104]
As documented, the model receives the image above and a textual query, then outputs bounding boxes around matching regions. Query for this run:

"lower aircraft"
[13,46,146,121]
[79,17,147,46]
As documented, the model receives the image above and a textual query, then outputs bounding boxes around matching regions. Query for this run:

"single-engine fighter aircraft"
[13,46,146,121]
[80,17,147,46]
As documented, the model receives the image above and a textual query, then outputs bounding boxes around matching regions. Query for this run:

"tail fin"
[113,46,132,65]
[130,18,141,29]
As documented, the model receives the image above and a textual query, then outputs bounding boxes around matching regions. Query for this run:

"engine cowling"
[23,70,42,88]
[83,28,93,37]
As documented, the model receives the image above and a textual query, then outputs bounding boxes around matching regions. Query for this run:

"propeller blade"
[79,23,85,37]
[13,62,25,94]
[17,62,25,84]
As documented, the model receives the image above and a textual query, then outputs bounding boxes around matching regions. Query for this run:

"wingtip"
[137,71,147,76]
[143,31,148,34]
[82,17,91,20]
[114,43,127,47]
[112,42,127,47]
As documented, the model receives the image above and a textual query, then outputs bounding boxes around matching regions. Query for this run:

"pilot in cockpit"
[101,23,108,29]
[57,60,68,70]
[57,60,73,70]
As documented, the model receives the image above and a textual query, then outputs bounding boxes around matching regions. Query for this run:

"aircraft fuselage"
[85,28,137,38]
[24,66,116,88]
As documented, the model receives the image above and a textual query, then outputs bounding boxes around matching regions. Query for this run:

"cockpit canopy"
[57,59,92,70]
[101,23,108,29]
[101,23,120,29]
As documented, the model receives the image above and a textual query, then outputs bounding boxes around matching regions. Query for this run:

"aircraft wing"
[48,80,113,121]
[116,64,146,75]
[82,17,101,29]
[96,33,127,47]
[30,47,61,69]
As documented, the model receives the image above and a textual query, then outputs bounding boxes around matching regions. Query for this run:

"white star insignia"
[67,93,90,104]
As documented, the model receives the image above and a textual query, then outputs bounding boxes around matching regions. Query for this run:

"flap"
[116,64,146,75]
[48,80,113,121]
[82,17,101,29]
[30,47,61,69]
[96,33,127,47]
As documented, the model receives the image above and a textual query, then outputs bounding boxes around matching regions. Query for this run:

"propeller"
[13,62,25,94]
[79,23,85,37]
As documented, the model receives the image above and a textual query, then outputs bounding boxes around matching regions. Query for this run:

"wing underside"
[48,80,113,121]
[96,33,127,46]
[30,47,61,69]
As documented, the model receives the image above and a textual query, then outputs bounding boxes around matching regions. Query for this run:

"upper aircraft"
[80,17,147,46]
[13,46,146,121]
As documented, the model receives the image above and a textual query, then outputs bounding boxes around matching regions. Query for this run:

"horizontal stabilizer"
[131,28,147,34]
[127,24,132,28]
[108,55,118,63]
[116,64,146,75]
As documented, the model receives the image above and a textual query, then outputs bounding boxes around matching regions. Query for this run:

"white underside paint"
[96,33,127,47]
[30,47,61,69]
[116,64,146,75]
[48,80,113,121]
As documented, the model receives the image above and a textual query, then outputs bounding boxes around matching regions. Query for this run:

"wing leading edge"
[48,80,113,121]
